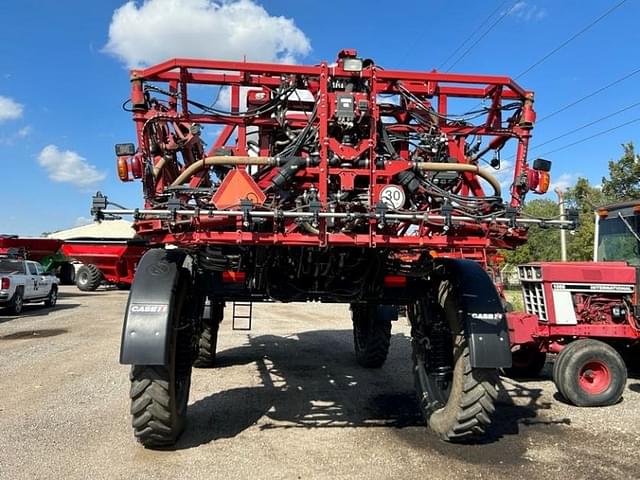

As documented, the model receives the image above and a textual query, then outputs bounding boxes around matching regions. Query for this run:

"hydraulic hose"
[170,156,501,197]
[412,162,501,196]
[171,156,275,186]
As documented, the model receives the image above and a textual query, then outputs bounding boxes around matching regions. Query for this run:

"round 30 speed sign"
[379,184,406,210]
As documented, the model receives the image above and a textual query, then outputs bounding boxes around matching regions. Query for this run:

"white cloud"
[104,0,311,68]
[0,125,32,145]
[37,145,107,189]
[549,172,576,193]
[0,95,23,122]
[508,1,546,21]
[16,125,32,137]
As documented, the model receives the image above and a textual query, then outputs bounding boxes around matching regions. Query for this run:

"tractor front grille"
[521,281,547,321]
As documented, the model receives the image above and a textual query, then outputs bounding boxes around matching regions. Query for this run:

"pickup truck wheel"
[351,304,392,368]
[412,281,498,442]
[44,286,58,307]
[76,264,102,291]
[9,288,24,315]
[193,300,223,368]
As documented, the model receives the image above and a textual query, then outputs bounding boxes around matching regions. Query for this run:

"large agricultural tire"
[59,263,76,285]
[76,264,102,291]
[412,282,498,442]
[129,273,193,448]
[193,300,223,368]
[8,287,24,315]
[552,342,580,400]
[351,304,392,368]
[502,345,546,378]
[553,339,627,407]
[44,285,58,308]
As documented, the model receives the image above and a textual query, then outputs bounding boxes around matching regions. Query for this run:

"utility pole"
[555,187,567,261]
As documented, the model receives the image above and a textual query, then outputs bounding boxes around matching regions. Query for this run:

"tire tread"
[129,366,179,447]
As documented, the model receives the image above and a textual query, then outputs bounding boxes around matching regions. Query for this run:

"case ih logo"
[130,304,168,314]
[469,312,503,320]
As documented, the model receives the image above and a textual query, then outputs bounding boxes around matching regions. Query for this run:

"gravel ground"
[0,286,639,480]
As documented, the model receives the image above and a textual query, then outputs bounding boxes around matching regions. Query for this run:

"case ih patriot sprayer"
[508,201,640,407]
[95,50,573,447]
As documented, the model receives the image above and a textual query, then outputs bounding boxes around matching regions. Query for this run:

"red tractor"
[96,49,570,447]
[508,201,640,406]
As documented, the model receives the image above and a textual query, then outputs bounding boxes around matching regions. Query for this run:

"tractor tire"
[8,287,24,315]
[351,304,392,368]
[59,263,76,285]
[413,282,498,442]
[554,339,627,407]
[193,301,223,368]
[129,273,193,448]
[76,264,102,291]
[44,285,58,307]
[502,345,546,378]
[552,342,579,400]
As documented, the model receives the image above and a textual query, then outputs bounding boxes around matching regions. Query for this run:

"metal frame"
[110,50,569,254]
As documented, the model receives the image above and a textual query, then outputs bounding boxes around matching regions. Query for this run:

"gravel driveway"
[0,286,638,479]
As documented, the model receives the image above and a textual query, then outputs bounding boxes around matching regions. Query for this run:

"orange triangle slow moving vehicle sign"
[211,169,266,209]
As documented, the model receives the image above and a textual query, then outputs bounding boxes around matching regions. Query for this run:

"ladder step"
[232,301,252,331]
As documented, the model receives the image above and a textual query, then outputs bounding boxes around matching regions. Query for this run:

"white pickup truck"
[0,257,59,314]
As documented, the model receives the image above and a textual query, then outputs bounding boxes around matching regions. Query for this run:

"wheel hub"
[578,361,610,394]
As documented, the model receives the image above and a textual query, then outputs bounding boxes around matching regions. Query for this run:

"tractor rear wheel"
[193,300,223,368]
[412,282,498,442]
[502,345,546,378]
[76,264,102,291]
[554,339,627,407]
[351,304,392,368]
[129,273,193,448]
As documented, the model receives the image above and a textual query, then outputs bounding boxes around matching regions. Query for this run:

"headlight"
[342,57,363,72]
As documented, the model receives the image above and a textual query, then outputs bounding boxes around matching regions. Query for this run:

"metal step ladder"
[232,301,253,331]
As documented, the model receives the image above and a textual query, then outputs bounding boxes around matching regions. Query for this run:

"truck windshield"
[597,211,640,265]
[0,259,26,274]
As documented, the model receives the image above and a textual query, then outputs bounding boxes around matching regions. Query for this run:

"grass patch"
[504,289,524,312]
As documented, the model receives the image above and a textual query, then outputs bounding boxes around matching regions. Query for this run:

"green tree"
[503,198,560,264]
[601,143,640,201]
[565,177,608,261]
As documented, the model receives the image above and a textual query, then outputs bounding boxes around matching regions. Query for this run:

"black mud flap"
[436,258,512,369]
[119,248,187,365]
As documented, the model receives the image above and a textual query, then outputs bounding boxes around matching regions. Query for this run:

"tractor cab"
[595,201,640,266]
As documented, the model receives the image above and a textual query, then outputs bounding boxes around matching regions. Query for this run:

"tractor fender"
[119,248,187,365]
[436,258,512,369]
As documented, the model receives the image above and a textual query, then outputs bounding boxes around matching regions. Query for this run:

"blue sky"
[1,0,639,235]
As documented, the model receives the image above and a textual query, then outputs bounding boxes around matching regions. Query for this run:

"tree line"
[503,142,640,264]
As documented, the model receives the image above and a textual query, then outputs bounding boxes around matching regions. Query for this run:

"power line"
[531,100,640,151]
[445,0,519,72]
[539,116,640,156]
[537,67,640,123]
[438,0,511,71]
[516,0,628,79]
